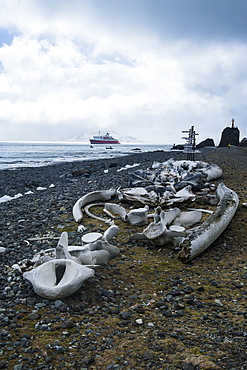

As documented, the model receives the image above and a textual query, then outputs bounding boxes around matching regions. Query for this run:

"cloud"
[0,0,246,144]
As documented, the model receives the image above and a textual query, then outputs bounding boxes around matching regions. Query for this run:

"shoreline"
[0,149,184,198]
[0,147,218,198]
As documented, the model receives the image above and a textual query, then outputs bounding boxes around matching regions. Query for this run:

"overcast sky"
[0,0,246,144]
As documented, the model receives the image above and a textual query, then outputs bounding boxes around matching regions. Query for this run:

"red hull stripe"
[90,140,120,144]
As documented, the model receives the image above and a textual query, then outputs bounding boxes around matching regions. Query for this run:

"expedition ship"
[89,132,120,144]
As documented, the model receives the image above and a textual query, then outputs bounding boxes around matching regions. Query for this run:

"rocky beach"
[0,146,247,370]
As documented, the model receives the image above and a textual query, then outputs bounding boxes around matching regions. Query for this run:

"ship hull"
[90,139,120,144]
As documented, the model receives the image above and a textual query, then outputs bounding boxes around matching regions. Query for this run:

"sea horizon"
[0,141,173,171]
[0,140,172,145]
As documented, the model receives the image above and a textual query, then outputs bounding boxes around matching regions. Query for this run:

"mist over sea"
[0,142,173,170]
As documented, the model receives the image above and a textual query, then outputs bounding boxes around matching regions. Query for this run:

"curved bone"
[103,208,116,218]
[84,203,112,224]
[73,189,116,223]
[104,203,127,221]
[178,183,239,262]
[23,259,95,300]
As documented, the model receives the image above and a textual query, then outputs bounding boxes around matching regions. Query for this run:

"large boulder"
[240,138,247,147]
[196,138,215,149]
[218,120,240,147]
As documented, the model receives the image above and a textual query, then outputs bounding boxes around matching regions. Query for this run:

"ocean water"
[0,142,173,170]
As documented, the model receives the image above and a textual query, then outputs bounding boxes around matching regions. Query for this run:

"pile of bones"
[15,158,239,299]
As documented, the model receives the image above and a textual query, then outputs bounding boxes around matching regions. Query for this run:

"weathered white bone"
[104,203,149,226]
[56,232,97,265]
[103,224,119,241]
[73,189,116,223]
[87,239,120,255]
[69,243,110,264]
[125,187,147,196]
[56,232,69,259]
[84,203,112,224]
[198,163,223,181]
[104,203,127,221]
[90,250,110,264]
[161,207,181,226]
[169,225,186,235]
[129,160,223,194]
[81,224,119,247]
[178,183,239,262]
[70,249,97,265]
[103,208,116,218]
[143,208,185,246]
[127,205,149,226]
[173,210,202,228]
[81,232,102,245]
[187,208,214,214]
[124,192,158,206]
[174,185,196,200]
[23,259,95,300]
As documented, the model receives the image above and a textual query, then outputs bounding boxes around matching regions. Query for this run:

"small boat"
[89,132,120,144]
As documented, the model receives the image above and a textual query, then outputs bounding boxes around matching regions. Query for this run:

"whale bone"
[104,203,128,221]
[173,210,202,228]
[73,189,117,223]
[81,232,102,245]
[103,224,119,241]
[127,205,149,226]
[86,239,120,255]
[104,203,149,226]
[178,183,239,262]
[143,208,186,246]
[23,259,95,300]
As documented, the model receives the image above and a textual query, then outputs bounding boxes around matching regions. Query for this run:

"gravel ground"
[0,147,247,370]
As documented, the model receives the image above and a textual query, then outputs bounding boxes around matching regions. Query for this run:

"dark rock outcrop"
[240,138,247,147]
[218,119,240,147]
[196,138,215,149]
[171,144,184,150]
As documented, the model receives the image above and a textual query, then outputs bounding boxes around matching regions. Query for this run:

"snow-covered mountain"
[67,131,142,144]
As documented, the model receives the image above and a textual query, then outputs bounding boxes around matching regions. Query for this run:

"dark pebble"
[0,361,7,369]
[61,320,75,329]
